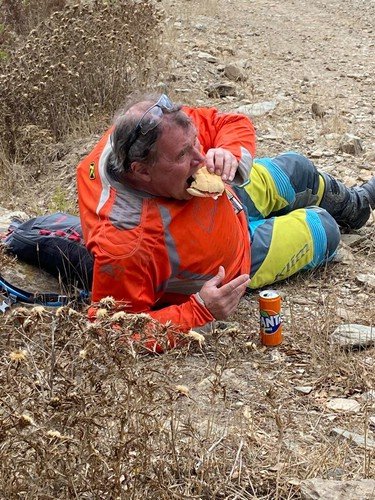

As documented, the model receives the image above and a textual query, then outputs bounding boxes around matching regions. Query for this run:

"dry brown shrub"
[0,0,67,37]
[1,271,375,498]
[0,305,246,498]
[0,0,164,166]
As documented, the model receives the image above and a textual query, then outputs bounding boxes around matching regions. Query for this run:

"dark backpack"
[2,212,93,291]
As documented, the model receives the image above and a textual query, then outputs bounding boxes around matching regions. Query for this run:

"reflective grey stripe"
[96,136,113,215]
[158,205,180,274]
[164,278,208,295]
[95,135,153,229]
[232,146,252,185]
[109,189,143,230]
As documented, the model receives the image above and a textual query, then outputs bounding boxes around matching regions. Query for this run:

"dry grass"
[1,0,375,497]
[0,0,166,210]
[1,255,375,498]
[0,0,164,169]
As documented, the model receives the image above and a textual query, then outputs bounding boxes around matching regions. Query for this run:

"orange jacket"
[77,106,255,334]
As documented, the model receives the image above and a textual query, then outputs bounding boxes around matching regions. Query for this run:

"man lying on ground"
[77,92,375,348]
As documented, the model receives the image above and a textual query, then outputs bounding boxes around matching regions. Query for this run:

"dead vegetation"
[1,0,375,498]
[0,0,164,185]
[1,271,375,498]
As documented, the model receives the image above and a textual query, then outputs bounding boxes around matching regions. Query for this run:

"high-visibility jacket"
[77,106,256,332]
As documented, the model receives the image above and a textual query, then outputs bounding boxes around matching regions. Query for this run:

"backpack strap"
[0,272,89,312]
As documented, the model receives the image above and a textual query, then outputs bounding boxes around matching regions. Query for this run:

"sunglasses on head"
[122,94,174,170]
[136,94,174,135]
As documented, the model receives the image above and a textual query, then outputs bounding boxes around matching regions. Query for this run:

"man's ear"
[130,161,151,182]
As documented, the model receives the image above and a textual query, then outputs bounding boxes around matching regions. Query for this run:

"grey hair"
[109,92,191,176]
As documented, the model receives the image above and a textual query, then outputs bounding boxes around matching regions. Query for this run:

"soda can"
[259,290,282,346]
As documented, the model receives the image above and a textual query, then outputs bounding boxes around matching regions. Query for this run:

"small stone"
[224,64,246,82]
[332,243,354,264]
[325,468,345,480]
[331,324,375,348]
[295,386,314,394]
[338,133,364,155]
[331,427,375,449]
[327,398,360,413]
[360,390,375,402]
[356,273,375,289]
[197,51,218,63]
[292,296,312,305]
[206,82,237,98]
[236,101,277,117]
[310,149,324,158]
[194,23,207,31]
[301,478,375,499]
[335,307,357,322]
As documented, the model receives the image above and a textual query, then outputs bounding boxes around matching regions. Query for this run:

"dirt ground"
[1,0,375,498]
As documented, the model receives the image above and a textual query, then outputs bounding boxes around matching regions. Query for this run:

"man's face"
[146,118,205,200]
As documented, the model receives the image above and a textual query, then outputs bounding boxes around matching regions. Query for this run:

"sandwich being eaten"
[187,166,225,200]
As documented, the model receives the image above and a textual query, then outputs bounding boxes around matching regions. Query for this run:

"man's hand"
[205,148,239,182]
[198,266,249,320]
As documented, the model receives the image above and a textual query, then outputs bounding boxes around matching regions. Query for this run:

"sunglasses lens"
[139,107,163,134]
[138,94,174,134]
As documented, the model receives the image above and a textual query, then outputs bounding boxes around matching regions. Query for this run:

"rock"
[310,149,324,158]
[331,243,354,264]
[311,102,327,118]
[356,273,375,289]
[360,390,375,402]
[206,82,237,98]
[236,101,277,117]
[338,133,364,155]
[331,324,375,348]
[326,398,360,413]
[340,233,366,248]
[0,207,28,233]
[223,64,246,81]
[197,51,218,63]
[331,427,375,450]
[295,386,314,394]
[301,478,375,499]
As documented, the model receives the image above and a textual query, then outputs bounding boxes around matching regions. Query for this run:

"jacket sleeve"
[183,106,256,184]
[91,249,215,332]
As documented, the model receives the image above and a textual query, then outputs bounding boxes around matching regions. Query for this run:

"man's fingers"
[205,149,216,172]
[205,148,238,179]
[227,158,238,181]
[198,271,249,320]
[205,265,225,287]
[222,273,249,294]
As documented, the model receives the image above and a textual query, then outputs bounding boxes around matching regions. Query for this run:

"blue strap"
[0,272,89,311]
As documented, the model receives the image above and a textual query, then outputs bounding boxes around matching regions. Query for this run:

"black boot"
[320,173,375,230]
